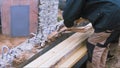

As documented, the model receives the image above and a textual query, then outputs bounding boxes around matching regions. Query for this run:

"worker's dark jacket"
[63,0,120,32]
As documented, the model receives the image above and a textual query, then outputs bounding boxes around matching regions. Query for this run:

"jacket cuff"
[64,20,74,28]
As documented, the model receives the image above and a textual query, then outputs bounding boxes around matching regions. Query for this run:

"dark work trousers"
[86,30,120,68]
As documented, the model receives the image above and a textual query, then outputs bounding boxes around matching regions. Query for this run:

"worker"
[63,0,120,68]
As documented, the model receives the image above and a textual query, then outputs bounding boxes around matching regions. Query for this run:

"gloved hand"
[47,19,91,42]
[47,24,86,40]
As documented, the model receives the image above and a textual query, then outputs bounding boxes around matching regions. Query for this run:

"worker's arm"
[63,0,86,28]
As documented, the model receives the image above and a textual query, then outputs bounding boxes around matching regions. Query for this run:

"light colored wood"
[24,23,93,68]
[55,44,87,68]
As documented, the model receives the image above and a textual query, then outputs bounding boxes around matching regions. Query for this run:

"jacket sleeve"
[63,0,86,28]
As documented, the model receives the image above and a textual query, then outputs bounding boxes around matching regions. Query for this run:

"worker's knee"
[86,40,109,63]
[86,31,112,62]
[88,32,111,45]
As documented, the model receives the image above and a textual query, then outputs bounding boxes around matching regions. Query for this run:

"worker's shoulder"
[87,0,120,8]
[109,0,120,7]
[87,0,120,4]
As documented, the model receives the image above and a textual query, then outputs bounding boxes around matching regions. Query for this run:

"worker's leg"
[86,32,111,68]
[93,45,109,68]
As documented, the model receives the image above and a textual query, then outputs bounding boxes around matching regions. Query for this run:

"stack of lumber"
[24,23,94,68]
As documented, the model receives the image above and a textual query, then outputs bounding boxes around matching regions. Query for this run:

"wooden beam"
[24,23,93,68]
[18,33,73,68]
[55,43,87,68]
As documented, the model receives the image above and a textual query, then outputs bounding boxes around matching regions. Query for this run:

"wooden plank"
[18,33,73,68]
[55,43,87,68]
[24,23,93,68]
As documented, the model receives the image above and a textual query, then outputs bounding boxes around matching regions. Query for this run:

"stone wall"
[32,0,59,46]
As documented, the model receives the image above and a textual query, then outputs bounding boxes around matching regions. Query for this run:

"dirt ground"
[106,41,120,68]
[0,34,26,54]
